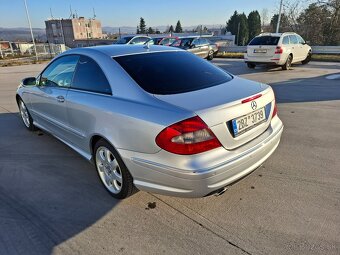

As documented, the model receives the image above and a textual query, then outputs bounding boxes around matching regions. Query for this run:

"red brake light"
[155,116,221,155]
[272,102,278,117]
[275,46,283,54]
[241,94,262,104]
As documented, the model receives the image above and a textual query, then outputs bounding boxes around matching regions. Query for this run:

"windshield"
[249,36,280,46]
[114,37,134,44]
[114,51,232,95]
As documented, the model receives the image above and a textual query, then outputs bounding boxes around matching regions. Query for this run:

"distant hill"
[0,27,46,42]
[102,24,224,34]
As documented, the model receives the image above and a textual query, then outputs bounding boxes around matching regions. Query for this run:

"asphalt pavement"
[0,59,339,255]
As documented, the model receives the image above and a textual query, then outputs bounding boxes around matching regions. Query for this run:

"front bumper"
[119,116,283,198]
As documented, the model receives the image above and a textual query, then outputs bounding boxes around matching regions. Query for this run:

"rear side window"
[282,36,290,45]
[72,56,111,94]
[289,35,298,44]
[114,51,232,95]
[249,36,280,45]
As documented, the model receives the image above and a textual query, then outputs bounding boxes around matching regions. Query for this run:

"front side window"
[114,51,233,95]
[296,35,305,44]
[40,55,79,87]
[72,56,111,94]
[289,35,298,44]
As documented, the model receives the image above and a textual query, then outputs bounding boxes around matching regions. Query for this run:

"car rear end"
[113,49,283,197]
[245,35,286,66]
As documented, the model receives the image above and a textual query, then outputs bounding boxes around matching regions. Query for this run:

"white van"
[244,32,312,70]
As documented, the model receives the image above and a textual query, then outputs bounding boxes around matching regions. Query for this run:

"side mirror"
[304,41,310,45]
[190,44,196,49]
[22,77,36,86]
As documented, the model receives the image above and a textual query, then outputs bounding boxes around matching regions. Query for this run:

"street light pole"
[23,0,38,60]
[276,0,283,33]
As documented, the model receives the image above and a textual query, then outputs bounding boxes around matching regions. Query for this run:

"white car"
[244,32,312,70]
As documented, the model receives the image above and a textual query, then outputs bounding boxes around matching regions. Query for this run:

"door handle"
[56,95,65,103]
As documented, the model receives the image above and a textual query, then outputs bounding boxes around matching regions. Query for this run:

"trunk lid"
[154,77,275,150]
[247,45,277,58]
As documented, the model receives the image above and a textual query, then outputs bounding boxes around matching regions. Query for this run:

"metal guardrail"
[219,46,340,54]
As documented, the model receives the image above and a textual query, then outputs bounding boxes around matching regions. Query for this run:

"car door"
[296,35,310,60]
[189,38,201,57]
[199,38,210,58]
[65,55,112,153]
[288,35,301,62]
[29,55,79,139]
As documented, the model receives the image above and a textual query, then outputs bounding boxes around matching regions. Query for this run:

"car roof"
[257,32,298,37]
[62,45,183,58]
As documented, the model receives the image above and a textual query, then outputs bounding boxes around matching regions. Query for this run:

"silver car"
[16,45,283,199]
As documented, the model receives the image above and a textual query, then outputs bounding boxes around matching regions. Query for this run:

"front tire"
[247,63,256,69]
[18,99,37,131]
[282,55,292,70]
[94,139,137,199]
[301,52,312,65]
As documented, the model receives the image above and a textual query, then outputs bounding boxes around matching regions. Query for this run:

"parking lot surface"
[0,59,339,255]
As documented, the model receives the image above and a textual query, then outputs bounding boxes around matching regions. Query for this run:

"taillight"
[275,46,283,54]
[155,116,221,155]
[272,102,278,117]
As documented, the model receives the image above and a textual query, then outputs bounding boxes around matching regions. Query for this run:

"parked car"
[145,37,164,45]
[159,36,178,46]
[16,45,283,199]
[245,32,312,70]
[170,37,216,60]
[113,35,151,45]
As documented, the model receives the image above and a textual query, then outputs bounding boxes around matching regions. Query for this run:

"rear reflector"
[241,94,262,104]
[156,116,221,155]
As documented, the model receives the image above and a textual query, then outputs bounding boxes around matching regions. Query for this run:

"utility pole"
[23,0,38,60]
[276,0,283,33]
[237,22,240,45]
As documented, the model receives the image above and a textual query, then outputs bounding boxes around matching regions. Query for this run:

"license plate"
[254,49,267,53]
[232,108,266,137]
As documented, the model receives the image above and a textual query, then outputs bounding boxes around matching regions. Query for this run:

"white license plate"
[232,108,266,137]
[254,49,267,53]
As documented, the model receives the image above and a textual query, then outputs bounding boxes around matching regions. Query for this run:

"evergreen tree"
[169,25,174,33]
[139,17,146,34]
[248,10,261,42]
[227,11,249,45]
[136,26,140,34]
[175,20,183,33]
[147,27,154,34]
[238,13,249,45]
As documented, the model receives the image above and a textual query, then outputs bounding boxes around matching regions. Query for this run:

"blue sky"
[1,0,279,28]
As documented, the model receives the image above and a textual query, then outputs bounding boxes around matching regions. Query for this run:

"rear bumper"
[245,55,286,66]
[119,117,283,198]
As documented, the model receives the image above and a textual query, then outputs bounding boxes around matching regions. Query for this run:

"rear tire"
[301,52,311,65]
[18,99,37,131]
[94,139,138,199]
[282,55,292,70]
[207,50,214,61]
[247,63,256,69]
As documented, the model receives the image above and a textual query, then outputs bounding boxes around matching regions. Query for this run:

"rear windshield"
[249,36,280,46]
[114,51,232,95]
[114,37,133,44]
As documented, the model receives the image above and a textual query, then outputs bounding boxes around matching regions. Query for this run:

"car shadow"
[0,112,121,255]
[270,72,340,103]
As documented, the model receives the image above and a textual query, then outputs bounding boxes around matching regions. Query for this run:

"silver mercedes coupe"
[16,45,283,199]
